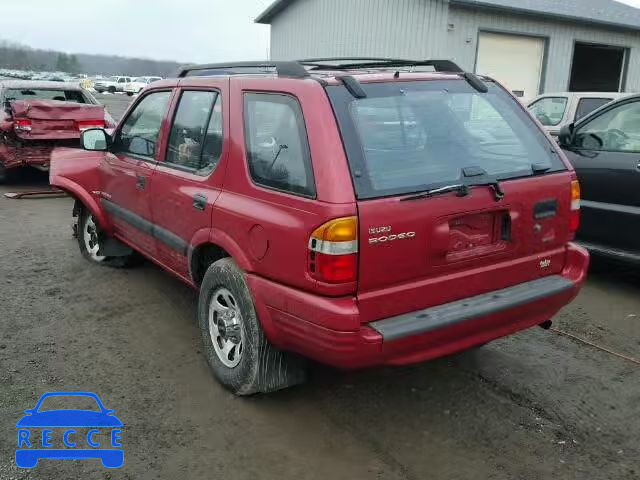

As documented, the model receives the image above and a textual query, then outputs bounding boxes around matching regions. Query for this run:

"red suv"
[50,59,589,395]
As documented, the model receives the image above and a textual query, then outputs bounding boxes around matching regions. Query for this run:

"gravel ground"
[0,96,638,479]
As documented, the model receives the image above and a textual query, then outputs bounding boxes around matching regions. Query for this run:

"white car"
[93,76,132,94]
[124,76,162,96]
[528,92,629,137]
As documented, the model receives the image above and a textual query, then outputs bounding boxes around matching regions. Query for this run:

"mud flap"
[98,237,134,257]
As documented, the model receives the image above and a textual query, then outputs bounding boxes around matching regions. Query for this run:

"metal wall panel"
[270,0,450,60]
[447,6,640,92]
[268,0,640,93]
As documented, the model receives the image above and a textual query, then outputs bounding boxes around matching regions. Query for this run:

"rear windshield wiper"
[463,165,505,202]
[401,184,470,202]
[467,179,505,201]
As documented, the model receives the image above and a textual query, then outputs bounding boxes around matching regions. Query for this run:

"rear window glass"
[5,88,86,103]
[528,96,568,126]
[575,97,612,121]
[328,80,565,199]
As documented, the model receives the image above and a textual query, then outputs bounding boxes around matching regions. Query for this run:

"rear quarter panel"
[220,77,357,296]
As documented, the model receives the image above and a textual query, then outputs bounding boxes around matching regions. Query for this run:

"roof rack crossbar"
[176,61,310,79]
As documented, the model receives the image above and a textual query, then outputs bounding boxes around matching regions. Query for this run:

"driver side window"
[117,91,171,158]
[575,100,640,152]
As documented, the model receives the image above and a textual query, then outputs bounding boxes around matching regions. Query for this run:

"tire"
[126,92,133,97]
[198,258,306,395]
[76,207,140,268]
[108,86,116,94]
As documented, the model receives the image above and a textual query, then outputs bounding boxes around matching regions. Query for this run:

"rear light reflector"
[75,120,106,131]
[308,216,358,283]
[14,119,32,132]
[570,180,581,233]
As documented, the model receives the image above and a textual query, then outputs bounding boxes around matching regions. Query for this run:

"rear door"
[563,97,640,253]
[328,79,573,322]
[100,89,173,257]
[149,82,228,277]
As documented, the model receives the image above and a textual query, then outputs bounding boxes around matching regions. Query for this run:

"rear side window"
[328,80,566,199]
[528,96,567,126]
[243,93,315,198]
[575,97,613,121]
[166,90,223,173]
[117,91,171,158]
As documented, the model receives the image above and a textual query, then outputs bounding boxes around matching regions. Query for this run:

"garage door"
[476,32,545,102]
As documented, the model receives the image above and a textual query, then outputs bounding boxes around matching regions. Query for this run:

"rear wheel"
[198,258,306,395]
[77,208,140,268]
[126,92,133,96]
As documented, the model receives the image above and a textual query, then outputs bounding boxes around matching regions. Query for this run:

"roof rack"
[176,58,465,79]
[298,57,464,73]
[176,61,309,79]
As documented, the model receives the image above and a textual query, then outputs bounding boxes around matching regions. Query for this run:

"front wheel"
[108,86,116,94]
[77,208,140,268]
[198,258,306,395]
[126,92,133,96]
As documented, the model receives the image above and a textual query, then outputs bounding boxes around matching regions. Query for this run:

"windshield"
[528,96,568,126]
[328,80,565,199]
[108,76,119,81]
[5,88,87,103]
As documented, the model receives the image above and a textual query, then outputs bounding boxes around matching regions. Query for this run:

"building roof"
[451,0,640,31]
[255,0,640,31]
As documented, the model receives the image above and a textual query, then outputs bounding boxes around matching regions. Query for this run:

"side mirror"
[558,123,575,147]
[81,128,109,151]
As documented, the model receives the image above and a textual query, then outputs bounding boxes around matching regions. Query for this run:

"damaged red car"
[0,80,115,183]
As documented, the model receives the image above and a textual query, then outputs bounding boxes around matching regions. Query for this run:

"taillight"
[308,216,358,283]
[14,119,32,132]
[75,120,106,131]
[570,180,581,233]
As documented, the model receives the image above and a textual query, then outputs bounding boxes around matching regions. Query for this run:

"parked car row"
[93,76,162,94]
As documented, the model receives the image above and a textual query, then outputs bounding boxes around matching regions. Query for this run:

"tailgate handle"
[534,200,557,219]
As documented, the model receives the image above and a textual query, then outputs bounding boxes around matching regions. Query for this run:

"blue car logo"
[16,391,123,468]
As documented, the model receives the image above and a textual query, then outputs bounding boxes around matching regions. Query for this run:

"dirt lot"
[0,95,639,480]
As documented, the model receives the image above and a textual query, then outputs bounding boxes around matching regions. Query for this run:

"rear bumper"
[247,243,589,369]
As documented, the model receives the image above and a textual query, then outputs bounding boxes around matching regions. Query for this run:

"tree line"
[0,40,182,77]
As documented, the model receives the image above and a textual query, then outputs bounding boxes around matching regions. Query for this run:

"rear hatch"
[10,100,105,141]
[327,78,574,322]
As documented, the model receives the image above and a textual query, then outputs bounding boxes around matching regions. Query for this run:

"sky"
[3,0,640,63]
[1,0,272,63]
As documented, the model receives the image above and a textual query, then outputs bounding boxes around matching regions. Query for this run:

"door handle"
[136,175,146,190]
[193,194,207,211]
